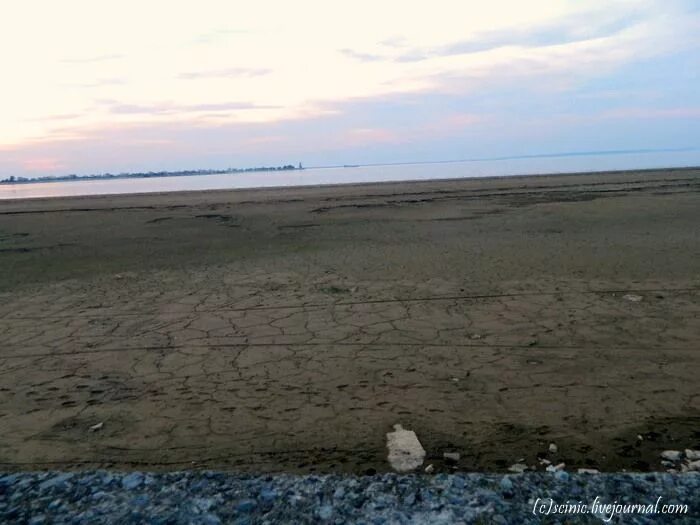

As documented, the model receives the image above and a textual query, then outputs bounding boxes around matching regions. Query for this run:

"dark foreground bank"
[1,471,697,524]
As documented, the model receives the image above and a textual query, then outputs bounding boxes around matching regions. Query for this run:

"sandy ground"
[0,168,698,474]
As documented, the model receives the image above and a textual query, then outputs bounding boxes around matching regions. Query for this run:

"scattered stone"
[469,334,482,340]
[539,459,551,466]
[499,477,513,492]
[318,505,333,520]
[386,424,426,473]
[622,294,643,302]
[507,463,528,474]
[38,473,73,491]
[546,463,566,473]
[685,449,700,461]
[3,470,700,523]
[577,469,599,474]
[687,460,700,472]
[121,473,144,490]
[88,422,104,432]
[637,435,644,442]
[554,470,569,482]
[236,499,256,513]
[660,450,682,462]
[443,452,460,463]
[259,488,278,503]
[424,464,434,474]
[548,443,558,454]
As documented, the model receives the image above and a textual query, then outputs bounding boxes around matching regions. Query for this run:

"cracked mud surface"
[0,169,699,474]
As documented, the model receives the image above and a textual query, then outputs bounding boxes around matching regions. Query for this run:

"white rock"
[88,422,104,432]
[549,443,558,454]
[508,463,528,473]
[660,450,682,462]
[637,435,644,441]
[622,294,643,302]
[685,449,700,461]
[443,452,460,462]
[386,424,426,473]
[577,468,599,474]
[539,459,551,466]
[687,460,700,472]
[424,464,434,474]
[545,463,565,473]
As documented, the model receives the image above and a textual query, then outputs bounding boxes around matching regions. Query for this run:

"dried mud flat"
[0,168,699,475]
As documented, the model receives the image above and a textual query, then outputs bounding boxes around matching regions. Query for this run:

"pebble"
[121,473,144,490]
[554,470,569,482]
[38,473,73,491]
[259,488,278,503]
[202,514,222,525]
[318,505,334,520]
[499,477,513,492]
[577,469,599,474]
[686,449,700,461]
[508,463,528,474]
[236,499,256,513]
[546,463,566,473]
[443,452,460,463]
[622,294,643,302]
[660,450,682,462]
[548,443,558,454]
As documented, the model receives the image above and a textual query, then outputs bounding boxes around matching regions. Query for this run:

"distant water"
[1,150,699,200]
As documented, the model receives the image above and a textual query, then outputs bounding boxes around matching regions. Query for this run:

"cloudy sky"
[1,0,699,177]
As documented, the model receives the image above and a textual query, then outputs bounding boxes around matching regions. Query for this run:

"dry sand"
[0,168,698,474]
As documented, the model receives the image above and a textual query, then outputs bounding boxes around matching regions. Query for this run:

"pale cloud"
[60,54,124,64]
[1,0,699,174]
[178,68,272,79]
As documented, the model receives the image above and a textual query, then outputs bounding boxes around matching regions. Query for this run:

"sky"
[1,0,699,178]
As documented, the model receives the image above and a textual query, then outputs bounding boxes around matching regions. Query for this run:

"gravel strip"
[1,471,698,524]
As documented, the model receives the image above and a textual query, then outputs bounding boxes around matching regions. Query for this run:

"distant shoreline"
[2,165,698,204]
[0,164,302,185]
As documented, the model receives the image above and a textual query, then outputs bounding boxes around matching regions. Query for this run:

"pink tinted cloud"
[21,158,66,172]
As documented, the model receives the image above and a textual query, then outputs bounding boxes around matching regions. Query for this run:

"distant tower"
[298,162,303,169]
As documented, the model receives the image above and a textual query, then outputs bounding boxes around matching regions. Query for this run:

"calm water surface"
[1,151,699,200]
